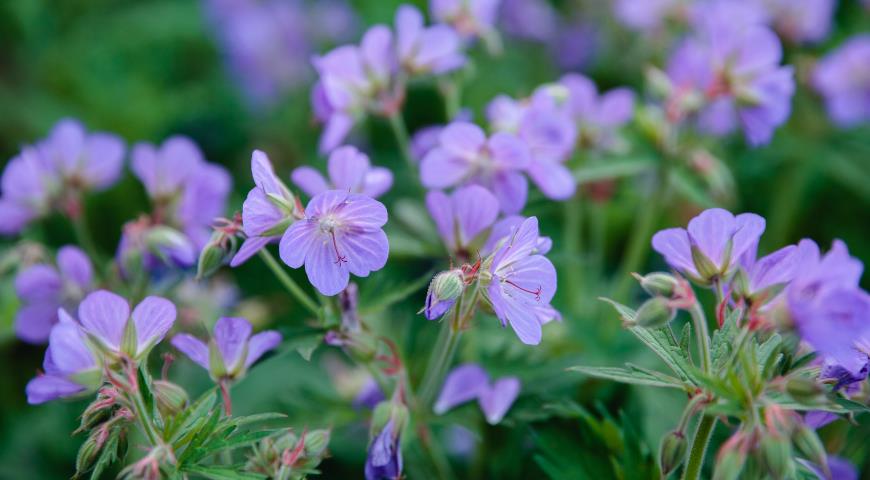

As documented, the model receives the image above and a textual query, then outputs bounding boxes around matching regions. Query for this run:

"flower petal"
[244,330,282,368]
[279,220,319,268]
[651,228,696,275]
[231,236,274,267]
[291,166,329,198]
[14,265,61,302]
[426,190,455,248]
[171,334,209,370]
[305,238,350,296]
[26,375,86,405]
[328,146,370,192]
[453,185,499,246]
[15,303,59,344]
[132,296,176,354]
[214,317,252,370]
[434,364,488,414]
[78,290,131,350]
[339,229,389,277]
[57,245,92,289]
[478,377,521,424]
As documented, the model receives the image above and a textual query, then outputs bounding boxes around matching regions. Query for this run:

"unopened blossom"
[760,0,835,44]
[420,121,530,214]
[395,4,465,75]
[232,150,300,267]
[652,208,766,284]
[25,312,101,404]
[485,217,558,345]
[813,35,870,127]
[171,316,281,381]
[279,190,389,296]
[434,364,521,424]
[560,74,636,150]
[426,185,499,254]
[365,419,402,480]
[117,219,197,275]
[430,0,500,41]
[292,146,393,199]
[14,246,93,343]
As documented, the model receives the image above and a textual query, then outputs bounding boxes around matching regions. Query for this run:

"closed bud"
[714,433,748,480]
[731,268,750,299]
[785,377,824,403]
[635,297,676,328]
[758,434,793,480]
[153,380,188,415]
[303,429,331,458]
[636,272,679,298]
[197,230,235,280]
[691,245,721,283]
[645,66,673,99]
[659,430,687,476]
[76,428,105,474]
[422,269,465,320]
[793,424,828,477]
[371,401,392,435]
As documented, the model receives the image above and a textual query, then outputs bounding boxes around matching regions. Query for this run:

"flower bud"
[691,245,721,283]
[146,225,196,267]
[659,430,687,476]
[645,66,673,99]
[758,434,793,480]
[197,230,236,280]
[76,428,105,474]
[153,380,188,415]
[422,269,465,320]
[714,433,748,480]
[634,297,676,328]
[785,377,824,404]
[793,424,828,477]
[636,272,679,298]
[303,429,331,458]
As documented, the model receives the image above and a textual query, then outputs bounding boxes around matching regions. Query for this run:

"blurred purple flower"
[813,35,870,127]
[14,246,93,344]
[365,419,402,480]
[116,220,197,277]
[353,378,386,410]
[761,0,835,44]
[420,121,530,214]
[434,363,521,424]
[292,146,392,199]
[232,150,299,267]
[0,147,55,234]
[800,456,858,480]
[396,4,466,75]
[561,73,635,150]
[25,312,101,404]
[426,185,499,254]
[431,0,501,40]
[486,217,558,345]
[652,208,766,284]
[279,190,389,296]
[500,0,557,42]
[172,316,281,381]
[75,290,176,359]
[38,118,125,192]
[738,244,798,300]
[410,109,473,161]
[613,0,688,32]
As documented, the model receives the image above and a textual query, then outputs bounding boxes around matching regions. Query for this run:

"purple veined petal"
[526,160,576,200]
[488,282,543,345]
[425,291,455,320]
[483,215,523,255]
[439,122,486,159]
[488,132,531,169]
[328,145,370,192]
[57,245,92,289]
[686,208,736,268]
[131,296,176,354]
[362,167,393,198]
[171,334,210,370]
[478,377,521,424]
[15,303,60,344]
[78,290,130,350]
[365,419,402,480]
[426,190,455,247]
[45,118,86,174]
[241,187,285,237]
[651,228,696,275]
[490,170,528,215]
[0,199,34,235]
[747,245,797,292]
[338,228,389,277]
[214,317,253,370]
[420,147,471,189]
[291,166,329,197]
[244,330,282,368]
[47,321,96,375]
[305,189,350,217]
[82,133,125,190]
[14,264,62,302]
[502,254,557,304]
[492,217,540,271]
[434,364,489,414]
[251,150,285,198]
[279,220,319,268]
[231,236,274,267]
[319,113,355,154]
[597,88,635,127]
[26,375,86,405]
[795,289,870,375]
[305,238,351,296]
[335,193,389,229]
[395,4,424,60]
[453,185,499,246]
[731,213,766,263]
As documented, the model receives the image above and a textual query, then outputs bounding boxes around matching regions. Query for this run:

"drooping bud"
[303,429,331,459]
[153,380,188,415]
[757,434,793,480]
[785,377,824,404]
[659,430,687,476]
[793,424,829,478]
[636,272,679,298]
[76,427,106,475]
[145,225,196,268]
[197,229,236,280]
[422,269,465,320]
[634,297,676,329]
[713,432,749,480]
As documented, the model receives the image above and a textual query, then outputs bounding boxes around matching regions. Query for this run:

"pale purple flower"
[117,220,197,275]
[279,190,389,296]
[14,246,93,344]
[38,118,125,192]
[410,109,473,161]
[813,35,870,127]
[395,4,465,75]
[561,73,636,150]
[761,0,835,44]
[500,0,558,43]
[353,378,385,410]
[613,0,687,32]
[0,146,55,234]
[171,316,281,381]
[800,456,858,480]
[652,208,766,283]
[232,150,298,267]
[420,121,530,214]
[292,146,392,199]
[737,244,798,300]
[482,214,552,256]
[430,0,501,39]
[426,185,499,254]
[486,217,558,345]
[434,363,521,424]
[25,312,101,404]
[365,419,402,480]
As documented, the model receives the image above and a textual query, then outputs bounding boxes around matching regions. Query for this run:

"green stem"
[563,195,583,313]
[682,416,716,480]
[388,111,415,169]
[129,387,161,446]
[440,79,462,120]
[418,316,461,409]
[688,302,712,374]
[71,209,102,276]
[766,155,813,248]
[257,249,321,318]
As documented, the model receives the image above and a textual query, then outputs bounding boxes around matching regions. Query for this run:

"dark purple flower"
[353,377,385,410]
[171,316,281,381]
[813,35,870,127]
[14,246,93,344]
[434,363,521,424]
[365,419,403,480]
[25,312,101,404]
[232,150,299,267]
[761,0,835,44]
[38,118,125,192]
[652,208,766,284]
[426,185,499,254]
[485,217,558,345]
[292,145,392,199]
[500,0,557,42]
[420,121,530,214]
[396,4,465,75]
[279,190,389,296]
[800,455,858,480]
[560,73,635,151]
[431,0,501,40]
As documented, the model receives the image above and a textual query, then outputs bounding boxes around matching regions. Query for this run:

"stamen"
[505,280,542,301]
[330,231,347,265]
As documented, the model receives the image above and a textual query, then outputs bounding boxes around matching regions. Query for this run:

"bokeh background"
[0,0,868,478]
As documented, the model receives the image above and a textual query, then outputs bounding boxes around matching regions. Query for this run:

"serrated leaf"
[711,310,739,371]
[679,322,692,359]
[599,297,636,323]
[628,326,695,383]
[225,412,287,429]
[569,365,685,389]
[169,390,218,443]
[182,465,266,480]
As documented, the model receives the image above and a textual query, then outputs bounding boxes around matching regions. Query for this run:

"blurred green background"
[0,0,868,478]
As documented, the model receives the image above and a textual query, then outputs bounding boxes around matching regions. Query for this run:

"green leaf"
[168,390,218,443]
[182,465,266,480]
[573,157,654,184]
[669,168,716,209]
[679,322,692,360]
[225,412,287,429]
[568,365,686,389]
[627,326,695,383]
[599,297,636,323]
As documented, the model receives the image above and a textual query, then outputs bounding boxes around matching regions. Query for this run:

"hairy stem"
[688,302,712,374]
[257,249,321,318]
[682,415,716,480]
[417,313,462,409]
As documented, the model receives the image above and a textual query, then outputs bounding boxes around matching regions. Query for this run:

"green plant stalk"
[688,302,712,374]
[417,307,462,409]
[257,249,321,318]
[682,416,716,480]
[388,111,415,169]
[128,385,162,447]
[71,209,103,277]
[563,195,583,313]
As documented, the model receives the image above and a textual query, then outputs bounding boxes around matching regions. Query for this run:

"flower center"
[318,216,347,265]
[504,278,542,301]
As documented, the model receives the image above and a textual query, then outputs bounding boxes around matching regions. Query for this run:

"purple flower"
[365,419,402,480]
[38,118,125,192]
[430,0,500,40]
[737,244,798,301]
[761,0,835,44]
[800,456,858,480]
[560,74,635,150]
[420,121,530,214]
[14,246,93,344]
[434,363,521,424]
[292,145,392,199]
[232,150,299,267]
[426,185,499,254]
[613,0,686,32]
[396,4,465,75]
[485,217,558,345]
[25,312,101,404]
[279,190,389,296]
[171,316,281,381]
[117,220,197,275]
[353,377,386,410]
[813,35,870,127]
[652,208,766,284]
[482,214,552,256]
[0,146,55,234]
[500,0,558,42]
